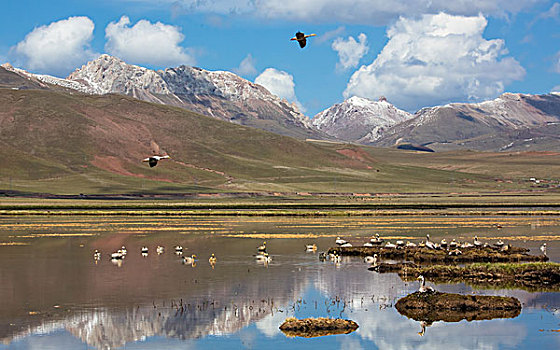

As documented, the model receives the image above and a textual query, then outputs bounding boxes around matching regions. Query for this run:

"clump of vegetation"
[279,317,358,338]
[400,262,560,291]
[395,291,521,323]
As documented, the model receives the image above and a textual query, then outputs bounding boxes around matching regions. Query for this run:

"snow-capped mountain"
[3,55,320,140]
[312,96,413,143]
[374,92,560,151]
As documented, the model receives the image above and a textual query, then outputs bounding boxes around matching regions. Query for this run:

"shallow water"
[0,215,559,349]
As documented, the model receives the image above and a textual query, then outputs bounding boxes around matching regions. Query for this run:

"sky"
[0,0,559,116]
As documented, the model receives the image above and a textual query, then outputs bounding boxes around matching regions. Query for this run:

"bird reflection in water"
[418,321,430,336]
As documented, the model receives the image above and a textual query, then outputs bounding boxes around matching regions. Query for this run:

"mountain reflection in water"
[0,215,559,349]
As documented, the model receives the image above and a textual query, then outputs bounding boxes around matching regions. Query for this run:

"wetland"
[0,214,559,349]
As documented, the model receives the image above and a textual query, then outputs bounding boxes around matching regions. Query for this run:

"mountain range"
[4,55,560,152]
[313,92,560,152]
[2,55,324,140]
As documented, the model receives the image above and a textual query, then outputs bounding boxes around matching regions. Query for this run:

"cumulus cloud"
[149,0,542,24]
[105,16,194,67]
[344,13,525,111]
[255,68,305,112]
[233,54,257,76]
[332,33,369,70]
[12,16,97,77]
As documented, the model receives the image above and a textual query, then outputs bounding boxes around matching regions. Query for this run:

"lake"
[0,215,559,349]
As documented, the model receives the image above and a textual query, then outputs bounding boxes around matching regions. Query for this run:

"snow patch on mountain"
[312,96,412,143]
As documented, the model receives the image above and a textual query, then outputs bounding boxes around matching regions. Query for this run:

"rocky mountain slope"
[2,55,323,140]
[373,93,560,151]
[312,96,413,143]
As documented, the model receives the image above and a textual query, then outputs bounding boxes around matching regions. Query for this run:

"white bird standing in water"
[305,244,317,251]
[182,254,197,264]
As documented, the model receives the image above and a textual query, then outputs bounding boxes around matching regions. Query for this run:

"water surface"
[0,215,559,349]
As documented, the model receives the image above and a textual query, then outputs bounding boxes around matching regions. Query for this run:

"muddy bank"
[328,245,547,263]
[395,291,521,323]
[279,317,358,338]
[400,262,560,291]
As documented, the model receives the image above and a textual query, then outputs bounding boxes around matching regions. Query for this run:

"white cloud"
[541,2,560,20]
[233,54,257,76]
[315,26,345,44]
[105,16,194,68]
[150,0,542,24]
[554,52,560,73]
[553,85,560,92]
[255,68,305,112]
[12,16,97,77]
[332,33,369,70]
[344,13,525,112]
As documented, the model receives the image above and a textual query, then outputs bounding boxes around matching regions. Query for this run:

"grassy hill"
[0,88,558,196]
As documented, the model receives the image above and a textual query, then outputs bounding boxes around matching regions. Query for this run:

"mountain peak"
[312,96,412,143]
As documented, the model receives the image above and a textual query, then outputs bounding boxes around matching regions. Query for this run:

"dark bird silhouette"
[142,155,170,167]
[291,31,316,48]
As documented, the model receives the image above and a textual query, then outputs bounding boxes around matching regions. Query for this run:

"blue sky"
[1,0,559,115]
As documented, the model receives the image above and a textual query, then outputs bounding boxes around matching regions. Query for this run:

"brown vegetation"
[395,291,521,322]
[279,317,358,338]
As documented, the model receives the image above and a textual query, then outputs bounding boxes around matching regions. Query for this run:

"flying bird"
[291,31,316,48]
[143,155,170,167]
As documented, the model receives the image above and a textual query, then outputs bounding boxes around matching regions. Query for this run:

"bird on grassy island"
[425,234,436,250]
[384,241,397,249]
[495,240,504,248]
[541,243,547,256]
[448,249,462,256]
[142,155,170,167]
[363,241,373,247]
[417,275,435,293]
[449,239,458,249]
[290,31,316,48]
[474,236,482,247]
[340,242,353,247]
[370,233,383,245]
[406,241,417,248]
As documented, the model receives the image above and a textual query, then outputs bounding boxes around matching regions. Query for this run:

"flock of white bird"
[93,234,549,291]
[93,245,215,267]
